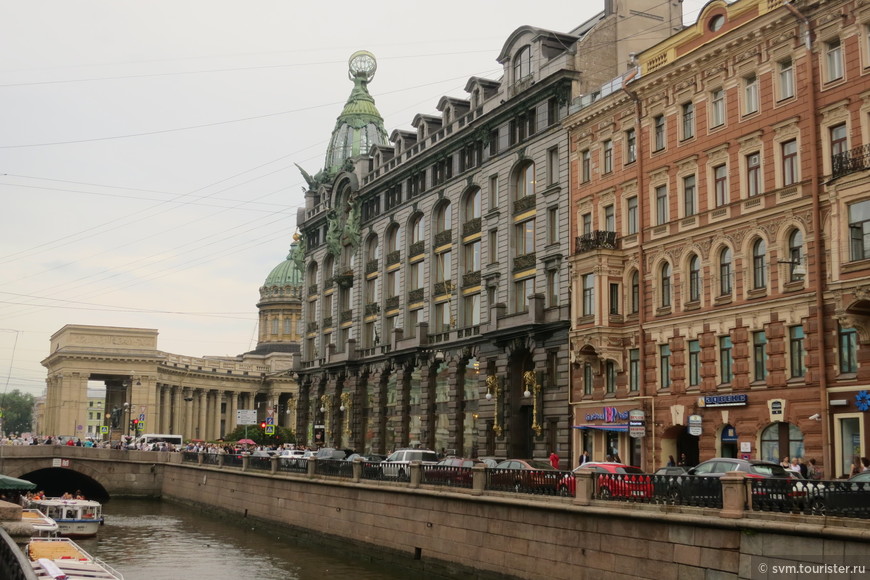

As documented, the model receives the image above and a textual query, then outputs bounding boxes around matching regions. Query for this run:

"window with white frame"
[625,129,636,164]
[849,200,870,261]
[744,74,759,114]
[582,273,594,316]
[688,340,701,387]
[719,247,733,296]
[682,102,695,140]
[779,59,795,100]
[790,325,806,378]
[514,45,532,82]
[654,115,665,151]
[782,139,798,186]
[720,336,733,383]
[581,149,591,182]
[753,330,768,382]
[605,361,616,394]
[627,196,638,234]
[603,139,613,174]
[688,254,701,302]
[660,262,672,308]
[629,349,640,391]
[582,213,592,235]
[659,344,671,389]
[787,229,804,282]
[604,204,615,232]
[515,218,535,256]
[630,270,639,314]
[746,152,761,197]
[714,164,728,207]
[683,174,696,217]
[514,277,534,312]
[752,238,767,289]
[825,38,844,82]
[711,88,725,127]
[655,184,668,225]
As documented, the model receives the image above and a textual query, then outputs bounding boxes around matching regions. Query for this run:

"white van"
[134,434,183,450]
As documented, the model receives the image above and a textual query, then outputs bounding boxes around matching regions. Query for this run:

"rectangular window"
[659,344,671,390]
[464,241,480,273]
[683,174,696,217]
[654,115,665,151]
[604,204,615,232]
[514,277,534,312]
[782,139,798,186]
[609,283,619,315]
[625,128,636,164]
[488,175,498,210]
[840,325,858,373]
[603,139,613,174]
[488,229,498,264]
[515,219,535,255]
[790,325,806,378]
[434,301,451,332]
[779,59,795,100]
[627,196,638,234]
[463,293,481,326]
[629,349,640,392]
[744,75,759,114]
[753,330,768,382]
[582,213,592,236]
[581,149,591,182]
[720,336,733,384]
[682,102,695,140]
[714,164,728,207]
[605,361,616,394]
[655,185,668,225]
[434,251,451,283]
[849,200,870,261]
[546,269,559,307]
[547,146,559,185]
[409,261,423,290]
[582,274,594,316]
[547,207,558,245]
[826,39,844,82]
[747,153,761,197]
[831,123,848,161]
[406,308,418,338]
[583,363,593,396]
[688,340,701,387]
[711,88,725,127]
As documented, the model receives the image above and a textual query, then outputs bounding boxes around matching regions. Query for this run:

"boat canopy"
[0,474,36,490]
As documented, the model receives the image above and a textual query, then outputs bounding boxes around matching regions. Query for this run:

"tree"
[222,424,295,447]
[0,389,35,436]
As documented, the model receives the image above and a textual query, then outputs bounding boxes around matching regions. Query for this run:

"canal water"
[73,498,418,580]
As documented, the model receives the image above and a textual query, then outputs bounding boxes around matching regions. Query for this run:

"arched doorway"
[507,350,535,459]
[661,425,699,467]
[760,422,804,464]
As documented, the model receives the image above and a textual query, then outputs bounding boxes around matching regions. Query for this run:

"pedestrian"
[780,456,790,469]
[667,455,676,467]
[798,458,808,479]
[549,451,560,470]
[862,457,870,472]
[807,458,822,480]
[578,450,590,466]
[788,458,800,473]
[678,453,687,467]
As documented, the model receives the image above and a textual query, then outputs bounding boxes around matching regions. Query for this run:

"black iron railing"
[832,144,870,180]
[575,230,618,253]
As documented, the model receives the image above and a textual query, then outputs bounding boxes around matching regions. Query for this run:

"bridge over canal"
[1,445,868,580]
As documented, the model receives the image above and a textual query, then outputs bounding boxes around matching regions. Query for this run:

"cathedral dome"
[263,244,303,288]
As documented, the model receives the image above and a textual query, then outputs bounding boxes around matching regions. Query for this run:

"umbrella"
[0,474,36,491]
[190,439,205,443]
[237,439,256,445]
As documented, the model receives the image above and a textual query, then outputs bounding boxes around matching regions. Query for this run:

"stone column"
[183,389,194,440]
[226,392,238,433]
[161,386,171,433]
[170,387,181,435]
[197,390,207,441]
[213,391,222,440]
[341,372,359,451]
[393,363,411,449]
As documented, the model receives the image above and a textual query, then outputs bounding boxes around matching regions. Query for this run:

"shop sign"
[702,394,747,408]
[687,414,702,436]
[629,409,645,439]
[721,426,738,443]
[768,399,785,422]
[584,407,630,423]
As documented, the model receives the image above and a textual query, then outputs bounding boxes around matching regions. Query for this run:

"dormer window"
[514,46,532,82]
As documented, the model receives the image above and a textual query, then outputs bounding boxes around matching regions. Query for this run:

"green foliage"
[221,424,295,447]
[0,390,35,436]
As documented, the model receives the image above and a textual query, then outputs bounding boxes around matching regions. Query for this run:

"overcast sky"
[0,0,710,398]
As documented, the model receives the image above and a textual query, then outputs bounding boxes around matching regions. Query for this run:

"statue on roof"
[289,232,306,274]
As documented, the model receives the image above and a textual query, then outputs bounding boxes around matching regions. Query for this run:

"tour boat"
[21,508,60,537]
[30,498,103,538]
[27,536,123,580]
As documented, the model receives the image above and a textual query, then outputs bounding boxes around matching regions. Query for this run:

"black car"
[674,458,793,509]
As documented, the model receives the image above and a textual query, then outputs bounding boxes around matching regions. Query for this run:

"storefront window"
[760,422,804,464]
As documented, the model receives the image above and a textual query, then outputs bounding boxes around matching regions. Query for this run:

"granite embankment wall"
[160,462,870,580]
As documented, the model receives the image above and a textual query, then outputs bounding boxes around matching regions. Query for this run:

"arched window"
[753,238,767,289]
[514,45,531,82]
[788,229,804,281]
[323,254,334,278]
[435,201,452,233]
[515,162,535,201]
[688,255,701,302]
[661,263,672,307]
[719,248,732,296]
[410,214,425,244]
[365,235,380,263]
[630,270,639,314]
[386,225,400,254]
[464,189,481,221]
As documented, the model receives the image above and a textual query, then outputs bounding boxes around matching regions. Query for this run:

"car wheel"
[599,487,611,500]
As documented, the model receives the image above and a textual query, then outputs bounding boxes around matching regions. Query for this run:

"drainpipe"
[623,84,651,470]
[784,1,831,472]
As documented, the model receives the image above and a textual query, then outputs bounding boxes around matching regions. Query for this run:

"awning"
[0,474,36,490]
[572,424,629,432]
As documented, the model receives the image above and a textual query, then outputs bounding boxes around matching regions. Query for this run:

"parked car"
[654,466,689,476]
[380,448,439,480]
[314,447,347,460]
[562,462,652,498]
[424,457,486,486]
[796,471,869,516]
[278,449,308,468]
[490,459,563,494]
[676,458,795,507]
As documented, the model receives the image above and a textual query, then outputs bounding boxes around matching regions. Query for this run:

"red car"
[561,462,653,499]
[490,459,563,494]
[423,457,486,487]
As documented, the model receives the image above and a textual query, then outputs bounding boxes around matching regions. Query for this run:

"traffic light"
[260,422,266,429]
[132,419,139,431]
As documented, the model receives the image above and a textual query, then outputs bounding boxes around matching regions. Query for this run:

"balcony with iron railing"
[575,230,619,254]
[832,144,870,180]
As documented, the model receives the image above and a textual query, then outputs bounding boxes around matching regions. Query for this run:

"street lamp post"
[123,402,131,437]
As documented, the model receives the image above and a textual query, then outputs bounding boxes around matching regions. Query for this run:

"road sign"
[236,409,257,425]
[100,426,108,434]
[265,425,275,435]
[265,417,274,425]
[139,413,145,421]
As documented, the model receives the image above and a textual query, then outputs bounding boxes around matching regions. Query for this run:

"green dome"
[324,51,388,173]
[264,245,303,288]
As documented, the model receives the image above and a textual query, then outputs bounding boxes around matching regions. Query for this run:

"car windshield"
[526,460,557,470]
[750,464,789,477]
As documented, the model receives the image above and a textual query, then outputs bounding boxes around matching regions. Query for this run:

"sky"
[0,0,711,398]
